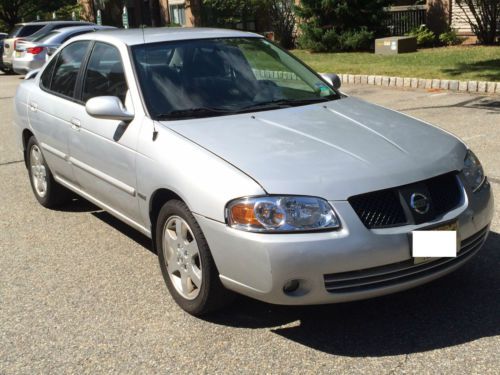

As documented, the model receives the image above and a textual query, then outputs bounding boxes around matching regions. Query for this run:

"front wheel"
[156,200,233,315]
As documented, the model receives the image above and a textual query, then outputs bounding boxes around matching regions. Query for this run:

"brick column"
[426,0,451,35]
[158,0,171,24]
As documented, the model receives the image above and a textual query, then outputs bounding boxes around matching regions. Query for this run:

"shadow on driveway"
[89,207,500,357]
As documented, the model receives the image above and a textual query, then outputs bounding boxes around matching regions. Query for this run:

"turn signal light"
[229,202,261,227]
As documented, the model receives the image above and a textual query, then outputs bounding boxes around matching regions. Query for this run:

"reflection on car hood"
[161,97,466,200]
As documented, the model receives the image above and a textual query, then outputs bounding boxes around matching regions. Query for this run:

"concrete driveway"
[1,73,499,374]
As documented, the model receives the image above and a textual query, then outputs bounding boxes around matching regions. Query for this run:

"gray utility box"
[375,36,417,54]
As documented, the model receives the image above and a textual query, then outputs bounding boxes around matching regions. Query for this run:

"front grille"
[323,226,488,294]
[349,189,407,228]
[349,172,462,229]
[426,173,462,215]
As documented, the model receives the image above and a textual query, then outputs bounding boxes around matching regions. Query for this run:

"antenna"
[141,26,158,141]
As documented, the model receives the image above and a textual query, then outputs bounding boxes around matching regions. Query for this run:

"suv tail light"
[13,38,24,50]
[27,47,44,55]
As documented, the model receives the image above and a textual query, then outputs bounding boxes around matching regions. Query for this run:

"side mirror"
[320,73,341,90]
[85,96,134,122]
[24,69,41,80]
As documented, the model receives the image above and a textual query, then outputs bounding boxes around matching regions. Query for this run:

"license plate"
[15,51,21,57]
[411,221,459,264]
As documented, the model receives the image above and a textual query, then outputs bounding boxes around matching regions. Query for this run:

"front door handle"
[28,102,38,112]
[70,118,81,130]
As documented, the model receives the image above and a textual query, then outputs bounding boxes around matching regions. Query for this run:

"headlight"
[226,196,340,233]
[463,150,485,192]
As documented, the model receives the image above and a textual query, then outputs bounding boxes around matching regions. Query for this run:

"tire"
[156,200,233,315]
[26,136,71,208]
[0,67,14,75]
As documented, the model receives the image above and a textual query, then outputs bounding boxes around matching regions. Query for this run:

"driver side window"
[82,42,128,104]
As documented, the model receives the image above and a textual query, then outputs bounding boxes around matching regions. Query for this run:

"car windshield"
[132,38,340,120]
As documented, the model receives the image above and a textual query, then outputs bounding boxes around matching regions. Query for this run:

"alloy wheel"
[162,216,202,300]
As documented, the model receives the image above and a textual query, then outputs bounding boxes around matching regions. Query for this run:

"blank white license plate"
[412,221,458,264]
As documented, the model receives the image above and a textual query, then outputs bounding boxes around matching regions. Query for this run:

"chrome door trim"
[41,142,68,160]
[68,156,136,196]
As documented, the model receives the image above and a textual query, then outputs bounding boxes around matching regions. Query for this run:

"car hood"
[161,97,466,200]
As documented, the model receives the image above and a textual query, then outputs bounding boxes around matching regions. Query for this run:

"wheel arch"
[22,128,35,168]
[149,188,186,252]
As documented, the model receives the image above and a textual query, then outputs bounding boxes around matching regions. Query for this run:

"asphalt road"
[1,73,499,374]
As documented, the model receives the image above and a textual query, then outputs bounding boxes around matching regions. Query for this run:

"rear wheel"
[27,137,71,208]
[156,200,233,315]
[0,67,14,74]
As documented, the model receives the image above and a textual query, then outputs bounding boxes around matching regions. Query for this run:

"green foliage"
[201,0,297,49]
[439,29,465,46]
[295,0,391,52]
[201,0,261,29]
[0,0,75,29]
[407,25,436,47]
[41,3,82,21]
[298,27,373,52]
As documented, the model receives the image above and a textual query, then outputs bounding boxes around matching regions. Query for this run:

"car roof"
[71,27,262,46]
[49,25,115,34]
[18,21,92,26]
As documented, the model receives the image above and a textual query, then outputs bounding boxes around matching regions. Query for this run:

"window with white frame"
[169,1,186,26]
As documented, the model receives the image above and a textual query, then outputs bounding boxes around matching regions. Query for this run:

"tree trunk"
[78,0,95,22]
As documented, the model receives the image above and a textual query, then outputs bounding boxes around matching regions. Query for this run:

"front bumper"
[196,176,494,305]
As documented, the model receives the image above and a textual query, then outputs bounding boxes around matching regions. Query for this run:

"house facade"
[79,0,477,37]
[429,0,475,35]
[78,0,201,28]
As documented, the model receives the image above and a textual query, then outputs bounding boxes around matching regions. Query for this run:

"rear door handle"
[28,102,38,112]
[70,118,81,130]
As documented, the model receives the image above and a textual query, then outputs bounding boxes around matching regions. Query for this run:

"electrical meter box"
[375,36,417,54]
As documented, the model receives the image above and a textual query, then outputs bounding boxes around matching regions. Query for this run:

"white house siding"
[451,0,474,34]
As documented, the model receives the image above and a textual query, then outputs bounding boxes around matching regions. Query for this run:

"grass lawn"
[292,46,500,82]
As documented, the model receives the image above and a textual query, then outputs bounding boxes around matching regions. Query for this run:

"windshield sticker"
[315,83,331,96]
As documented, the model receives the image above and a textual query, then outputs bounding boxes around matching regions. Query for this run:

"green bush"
[295,0,391,52]
[439,29,465,46]
[298,28,374,52]
[339,29,374,51]
[408,25,436,47]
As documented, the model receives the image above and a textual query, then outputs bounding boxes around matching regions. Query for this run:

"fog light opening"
[283,279,300,294]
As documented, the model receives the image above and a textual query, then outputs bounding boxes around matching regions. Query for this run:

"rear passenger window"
[40,55,58,89]
[50,41,89,98]
[82,42,128,104]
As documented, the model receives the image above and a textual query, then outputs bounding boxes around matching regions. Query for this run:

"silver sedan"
[12,25,115,75]
[13,28,494,315]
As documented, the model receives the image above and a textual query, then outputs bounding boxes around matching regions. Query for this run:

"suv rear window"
[15,25,44,38]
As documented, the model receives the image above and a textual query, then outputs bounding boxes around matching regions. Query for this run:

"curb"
[338,74,500,95]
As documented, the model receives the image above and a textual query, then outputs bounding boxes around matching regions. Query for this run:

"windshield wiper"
[156,107,236,120]
[238,97,330,112]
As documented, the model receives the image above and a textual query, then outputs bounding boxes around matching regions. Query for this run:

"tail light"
[27,47,44,55]
[13,38,24,50]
